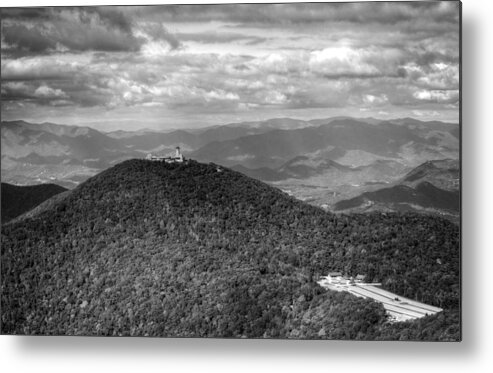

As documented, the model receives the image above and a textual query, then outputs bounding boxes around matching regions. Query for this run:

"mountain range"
[1,116,459,213]
[1,159,460,339]
[191,118,458,169]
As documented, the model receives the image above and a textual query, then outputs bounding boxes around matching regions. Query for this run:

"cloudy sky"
[1,2,460,131]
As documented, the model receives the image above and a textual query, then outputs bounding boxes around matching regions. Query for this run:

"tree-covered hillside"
[1,160,460,339]
[1,182,67,223]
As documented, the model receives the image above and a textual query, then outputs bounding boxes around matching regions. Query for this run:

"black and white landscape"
[1,3,460,340]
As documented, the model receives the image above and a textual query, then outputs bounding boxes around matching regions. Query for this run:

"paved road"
[349,287,436,319]
[356,285,442,313]
[317,280,442,321]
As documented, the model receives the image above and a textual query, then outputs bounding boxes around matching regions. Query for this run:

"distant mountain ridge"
[190,118,458,169]
[334,182,460,213]
[232,156,355,181]
[333,159,460,221]
[1,120,136,162]
[401,159,460,190]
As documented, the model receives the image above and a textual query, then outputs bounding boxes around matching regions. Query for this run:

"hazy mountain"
[278,156,353,179]
[333,159,460,221]
[226,117,316,130]
[1,120,132,162]
[230,164,287,181]
[1,120,141,187]
[334,182,460,213]
[401,159,460,190]
[190,118,459,169]
[110,126,263,153]
[1,159,459,339]
[109,129,201,153]
[109,117,322,153]
[232,156,355,181]
[1,182,67,223]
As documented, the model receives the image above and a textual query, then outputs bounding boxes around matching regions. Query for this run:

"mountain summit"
[1,159,459,339]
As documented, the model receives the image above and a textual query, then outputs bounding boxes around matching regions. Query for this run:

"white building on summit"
[146,146,184,163]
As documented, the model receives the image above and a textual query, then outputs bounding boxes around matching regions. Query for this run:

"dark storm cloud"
[1,6,132,31]
[1,9,141,54]
[133,2,458,27]
[0,7,52,20]
[140,23,181,50]
[1,6,180,55]
[2,24,56,53]
[1,22,142,54]
[91,6,134,34]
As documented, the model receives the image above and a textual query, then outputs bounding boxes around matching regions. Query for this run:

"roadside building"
[327,271,343,284]
[355,274,366,283]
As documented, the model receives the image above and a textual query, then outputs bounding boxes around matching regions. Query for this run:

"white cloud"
[2,81,29,93]
[264,91,288,105]
[1,56,85,80]
[250,52,305,75]
[204,90,239,101]
[142,101,164,107]
[34,85,68,99]
[363,94,388,105]
[140,40,174,57]
[308,46,402,77]
[413,89,458,102]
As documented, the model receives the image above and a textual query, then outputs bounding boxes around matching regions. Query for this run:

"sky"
[0,2,460,131]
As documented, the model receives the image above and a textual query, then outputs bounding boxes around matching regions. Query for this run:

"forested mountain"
[1,160,460,339]
[1,182,67,223]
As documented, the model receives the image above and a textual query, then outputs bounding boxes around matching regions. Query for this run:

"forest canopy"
[1,160,460,340]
